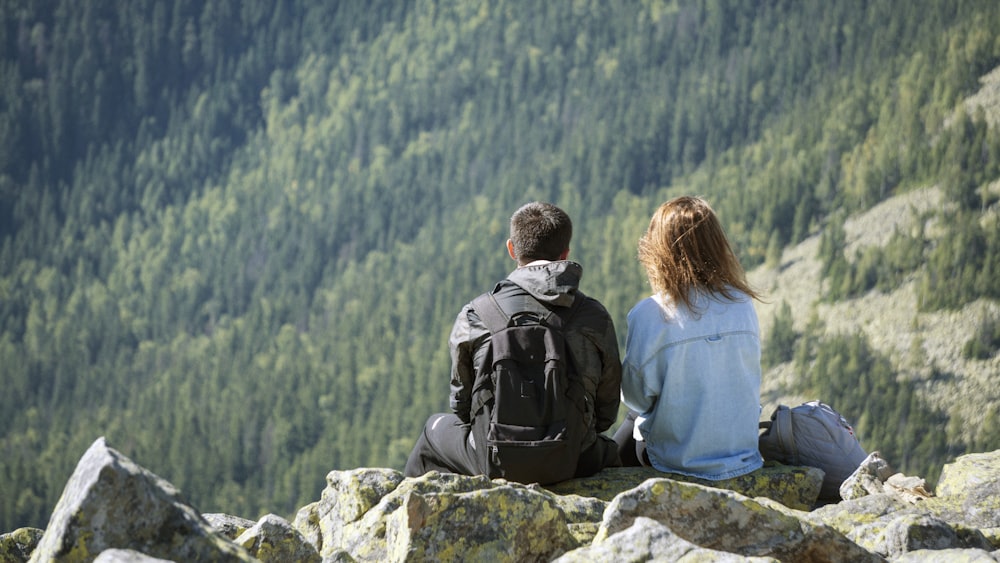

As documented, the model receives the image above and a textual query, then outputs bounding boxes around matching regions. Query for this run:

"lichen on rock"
[592,476,881,562]
[0,527,43,563]
[386,486,578,562]
[4,438,1000,563]
[24,437,253,563]
[233,513,320,563]
[546,461,825,510]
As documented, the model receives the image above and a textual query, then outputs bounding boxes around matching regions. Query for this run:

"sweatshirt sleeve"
[620,305,659,415]
[448,305,476,424]
[620,357,657,414]
[593,308,623,433]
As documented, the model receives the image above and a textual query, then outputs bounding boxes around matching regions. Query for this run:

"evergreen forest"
[3,0,1000,530]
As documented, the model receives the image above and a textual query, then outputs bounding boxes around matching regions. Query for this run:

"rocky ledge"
[2,437,998,562]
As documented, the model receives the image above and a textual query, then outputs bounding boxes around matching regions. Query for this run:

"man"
[404,202,622,482]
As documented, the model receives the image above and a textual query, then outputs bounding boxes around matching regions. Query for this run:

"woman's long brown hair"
[638,196,760,311]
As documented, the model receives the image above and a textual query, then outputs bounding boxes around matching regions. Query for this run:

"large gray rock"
[385,486,578,562]
[542,488,607,545]
[554,516,779,562]
[932,452,1000,529]
[890,548,1000,562]
[809,449,1000,558]
[202,514,257,541]
[840,452,897,500]
[92,549,174,562]
[593,477,882,562]
[547,462,825,510]
[7,438,1000,563]
[301,467,407,559]
[882,514,993,558]
[234,513,319,563]
[0,528,43,563]
[26,437,252,563]
[285,452,1000,562]
[296,469,499,560]
[808,493,923,555]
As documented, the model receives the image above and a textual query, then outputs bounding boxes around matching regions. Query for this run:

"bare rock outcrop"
[2,437,998,562]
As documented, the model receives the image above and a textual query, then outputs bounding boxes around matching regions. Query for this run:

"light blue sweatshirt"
[621,290,763,480]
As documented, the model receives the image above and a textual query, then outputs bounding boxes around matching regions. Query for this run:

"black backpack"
[469,291,587,485]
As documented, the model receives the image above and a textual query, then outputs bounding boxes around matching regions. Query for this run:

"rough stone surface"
[554,516,780,562]
[808,450,1000,558]
[309,469,497,560]
[234,513,320,563]
[313,467,408,559]
[811,493,995,557]
[932,452,1000,529]
[594,477,883,562]
[385,486,578,562]
[841,452,897,500]
[202,514,257,541]
[6,440,1000,563]
[546,461,825,510]
[543,490,607,545]
[291,501,322,552]
[25,437,253,563]
[808,493,919,554]
[92,549,175,562]
[0,528,43,563]
[890,548,1000,562]
[883,514,993,558]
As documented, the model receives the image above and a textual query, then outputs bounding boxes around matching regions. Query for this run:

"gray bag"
[758,400,868,501]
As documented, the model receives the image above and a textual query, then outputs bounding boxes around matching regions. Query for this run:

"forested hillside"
[2,0,1000,530]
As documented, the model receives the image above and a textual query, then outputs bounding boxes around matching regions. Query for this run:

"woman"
[613,196,764,480]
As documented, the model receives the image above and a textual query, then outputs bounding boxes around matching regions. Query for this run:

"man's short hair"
[509,202,572,262]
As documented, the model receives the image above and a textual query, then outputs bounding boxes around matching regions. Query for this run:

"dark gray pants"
[404,413,483,478]
[404,412,619,480]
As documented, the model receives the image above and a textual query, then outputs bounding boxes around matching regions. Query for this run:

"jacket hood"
[506,260,582,307]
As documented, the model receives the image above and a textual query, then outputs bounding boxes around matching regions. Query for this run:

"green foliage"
[822,224,927,300]
[794,329,957,484]
[963,312,1000,360]
[1,0,1000,531]
[762,300,796,368]
[818,215,849,298]
[919,209,1000,310]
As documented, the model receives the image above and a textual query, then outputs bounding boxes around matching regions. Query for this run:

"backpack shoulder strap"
[471,292,511,335]
[775,405,797,464]
[473,289,584,332]
[468,292,508,418]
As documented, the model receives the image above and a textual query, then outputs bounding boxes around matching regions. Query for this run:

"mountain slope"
[2,0,1000,531]
[749,66,1000,480]
[754,183,1000,436]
